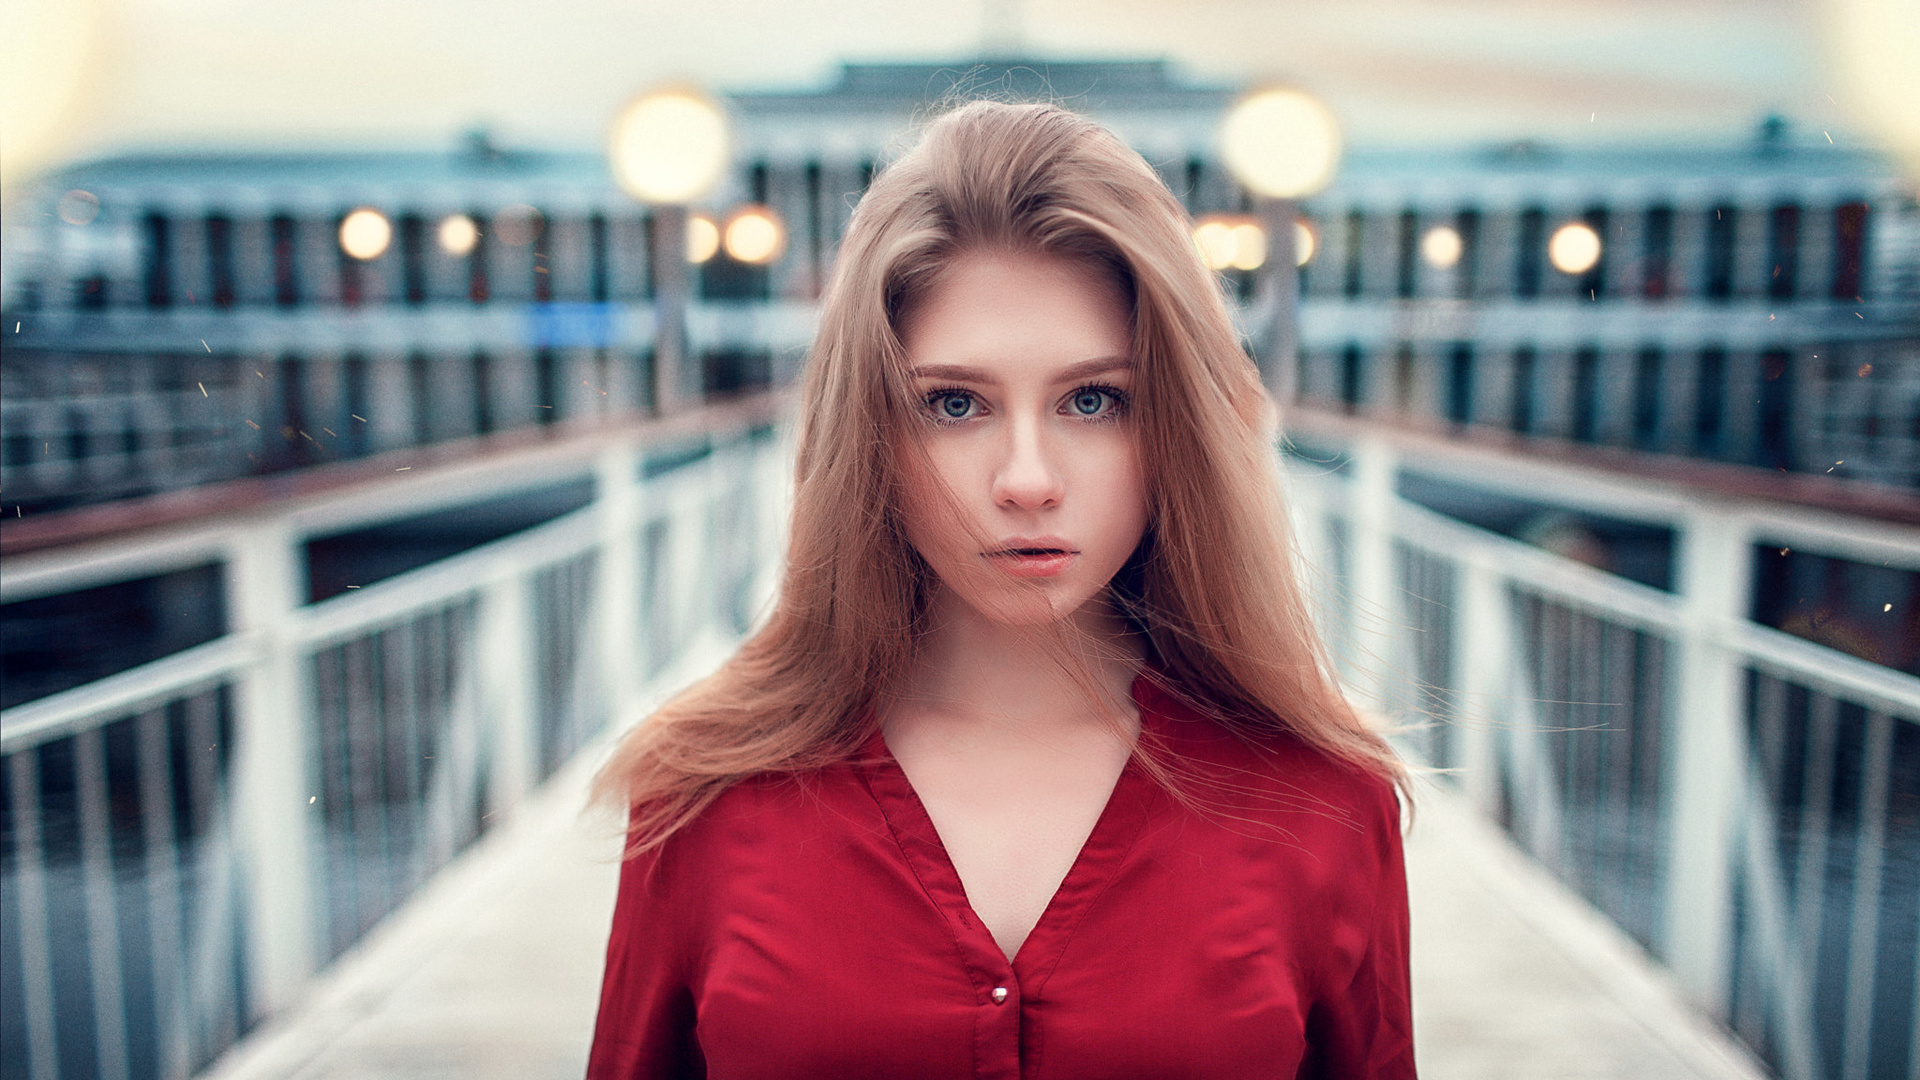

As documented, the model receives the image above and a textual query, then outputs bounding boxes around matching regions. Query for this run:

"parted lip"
[985,536,1078,556]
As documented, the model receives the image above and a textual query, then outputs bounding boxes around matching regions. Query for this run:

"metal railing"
[0,407,789,1080]
[1288,414,1920,1080]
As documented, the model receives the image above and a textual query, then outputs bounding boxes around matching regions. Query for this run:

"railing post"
[478,568,538,817]
[1452,554,1506,814]
[1666,503,1753,1013]
[597,443,646,727]
[1281,459,1330,630]
[1348,436,1398,714]
[225,519,316,1017]
[750,427,792,620]
[661,457,710,663]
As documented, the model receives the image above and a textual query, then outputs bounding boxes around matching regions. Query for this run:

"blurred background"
[2,2,1917,1079]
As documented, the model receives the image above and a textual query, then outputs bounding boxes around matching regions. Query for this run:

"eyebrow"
[908,357,1134,384]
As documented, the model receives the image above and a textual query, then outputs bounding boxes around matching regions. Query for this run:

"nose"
[990,415,1064,510]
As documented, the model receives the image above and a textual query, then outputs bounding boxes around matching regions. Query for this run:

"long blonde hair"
[596,100,1405,852]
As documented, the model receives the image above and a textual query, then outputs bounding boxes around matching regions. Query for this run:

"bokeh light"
[722,204,787,265]
[1227,221,1266,271]
[686,212,721,263]
[1422,226,1464,269]
[57,189,99,225]
[437,213,479,256]
[492,204,542,247]
[1294,220,1317,266]
[1219,87,1343,199]
[1822,0,1920,178]
[1548,222,1603,274]
[1193,214,1268,272]
[338,208,392,261]
[609,88,730,205]
[1194,216,1236,271]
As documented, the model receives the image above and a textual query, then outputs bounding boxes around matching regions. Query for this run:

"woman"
[589,100,1414,1078]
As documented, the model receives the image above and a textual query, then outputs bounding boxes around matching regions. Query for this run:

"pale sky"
[3,0,1914,188]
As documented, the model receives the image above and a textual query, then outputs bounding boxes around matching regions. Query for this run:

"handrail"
[1388,489,1686,633]
[0,402,776,758]
[1374,465,1920,718]
[293,503,602,649]
[1285,405,1920,534]
[0,507,607,755]
[0,634,260,754]
[1734,620,1920,720]
[0,391,789,593]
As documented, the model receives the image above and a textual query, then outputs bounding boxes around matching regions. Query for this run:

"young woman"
[589,100,1414,1078]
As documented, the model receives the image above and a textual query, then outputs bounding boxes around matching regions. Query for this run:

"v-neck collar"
[856,674,1164,993]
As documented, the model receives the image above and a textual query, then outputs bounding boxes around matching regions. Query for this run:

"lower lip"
[988,551,1076,578]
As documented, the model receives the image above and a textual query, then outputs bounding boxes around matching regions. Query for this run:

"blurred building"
[4,60,1915,519]
[1293,128,1920,491]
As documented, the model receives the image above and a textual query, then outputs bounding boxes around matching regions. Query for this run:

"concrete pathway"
[201,754,1772,1080]
[1404,786,1770,1079]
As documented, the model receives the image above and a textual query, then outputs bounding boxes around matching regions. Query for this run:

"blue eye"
[928,390,976,420]
[1065,386,1125,418]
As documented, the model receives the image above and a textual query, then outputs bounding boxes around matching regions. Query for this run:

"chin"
[963,584,1106,630]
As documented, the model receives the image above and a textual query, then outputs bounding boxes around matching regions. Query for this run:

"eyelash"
[920,384,1131,425]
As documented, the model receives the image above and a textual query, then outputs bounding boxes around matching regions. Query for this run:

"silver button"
[991,987,1009,1004]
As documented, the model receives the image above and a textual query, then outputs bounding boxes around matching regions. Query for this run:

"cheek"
[1096,444,1150,547]
[895,448,966,554]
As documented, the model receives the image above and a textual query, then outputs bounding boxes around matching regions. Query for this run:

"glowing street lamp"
[686,212,721,264]
[339,208,392,261]
[1219,86,1343,401]
[610,89,729,205]
[1824,0,1920,179]
[1421,226,1463,270]
[1220,88,1343,201]
[437,213,479,256]
[1193,214,1266,272]
[609,86,730,414]
[1548,221,1603,275]
[722,204,787,265]
[1292,219,1317,267]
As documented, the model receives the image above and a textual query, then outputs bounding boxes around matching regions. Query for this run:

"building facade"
[4,60,1916,517]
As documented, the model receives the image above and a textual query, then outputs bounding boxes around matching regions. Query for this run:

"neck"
[888,587,1146,737]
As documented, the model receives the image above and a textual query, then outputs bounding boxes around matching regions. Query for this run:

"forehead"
[899,249,1132,374]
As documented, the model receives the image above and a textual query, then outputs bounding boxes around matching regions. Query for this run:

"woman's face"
[895,247,1149,629]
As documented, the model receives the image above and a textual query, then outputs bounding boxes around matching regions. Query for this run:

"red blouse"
[588,675,1415,1079]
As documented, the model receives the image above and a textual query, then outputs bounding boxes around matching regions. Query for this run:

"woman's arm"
[586,838,706,1080]
[1296,789,1417,1079]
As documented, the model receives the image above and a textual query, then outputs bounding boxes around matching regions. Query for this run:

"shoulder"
[639,760,885,883]
[1135,675,1403,845]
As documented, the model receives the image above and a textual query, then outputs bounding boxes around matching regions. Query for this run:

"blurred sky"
[2,0,1915,187]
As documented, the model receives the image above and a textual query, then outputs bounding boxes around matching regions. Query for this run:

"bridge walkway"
[198,698,1770,1080]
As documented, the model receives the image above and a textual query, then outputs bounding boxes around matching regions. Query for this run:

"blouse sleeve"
[1295,787,1417,1080]
[586,834,706,1080]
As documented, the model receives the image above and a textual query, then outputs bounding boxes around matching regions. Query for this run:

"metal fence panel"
[1288,435,1920,1080]
[0,416,784,1080]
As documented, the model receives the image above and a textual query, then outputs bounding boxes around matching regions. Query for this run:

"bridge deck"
[200,744,1770,1080]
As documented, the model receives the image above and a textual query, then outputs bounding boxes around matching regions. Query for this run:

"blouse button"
[991,987,1009,1005]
